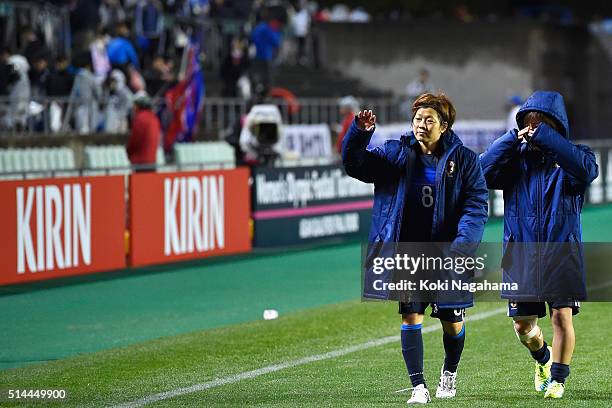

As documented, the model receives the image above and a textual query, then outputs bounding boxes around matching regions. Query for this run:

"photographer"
[239,104,286,166]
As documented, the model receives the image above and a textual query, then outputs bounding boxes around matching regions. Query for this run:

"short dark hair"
[522,111,563,133]
[412,92,456,129]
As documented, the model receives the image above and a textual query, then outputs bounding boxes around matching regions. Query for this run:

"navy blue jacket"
[342,119,489,303]
[480,91,598,301]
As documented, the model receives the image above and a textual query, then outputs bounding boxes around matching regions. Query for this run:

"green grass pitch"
[0,300,611,407]
[1,206,612,406]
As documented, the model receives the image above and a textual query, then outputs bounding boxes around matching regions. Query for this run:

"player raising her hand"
[342,93,488,404]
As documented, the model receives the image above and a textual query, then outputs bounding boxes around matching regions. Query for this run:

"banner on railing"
[282,124,333,159]
[251,164,374,247]
[129,168,251,267]
[0,176,126,286]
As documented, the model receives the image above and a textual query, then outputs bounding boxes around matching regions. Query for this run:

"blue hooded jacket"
[480,91,598,301]
[250,22,281,61]
[342,119,489,305]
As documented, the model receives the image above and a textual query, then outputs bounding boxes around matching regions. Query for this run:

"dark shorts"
[399,302,465,323]
[507,300,580,318]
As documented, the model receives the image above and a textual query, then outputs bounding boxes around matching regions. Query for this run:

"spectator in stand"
[180,0,211,17]
[99,0,127,31]
[20,29,49,66]
[70,0,99,53]
[29,53,51,98]
[220,37,248,97]
[134,0,164,66]
[127,92,161,170]
[70,52,102,134]
[144,55,175,96]
[47,55,75,97]
[335,95,359,155]
[46,55,75,133]
[406,68,435,104]
[91,29,112,83]
[104,69,134,133]
[328,4,350,22]
[250,13,282,94]
[107,23,140,71]
[349,7,371,22]
[291,2,311,65]
[401,68,434,118]
[5,55,31,130]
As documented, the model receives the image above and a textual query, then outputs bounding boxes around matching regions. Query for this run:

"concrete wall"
[316,21,611,138]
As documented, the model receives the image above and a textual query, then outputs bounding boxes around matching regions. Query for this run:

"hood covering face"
[516,90,569,138]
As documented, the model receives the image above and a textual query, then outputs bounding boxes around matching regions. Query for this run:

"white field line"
[110,307,506,408]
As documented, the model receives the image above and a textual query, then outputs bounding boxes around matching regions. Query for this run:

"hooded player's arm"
[530,123,599,185]
[451,150,489,256]
[479,129,521,189]
[341,118,395,183]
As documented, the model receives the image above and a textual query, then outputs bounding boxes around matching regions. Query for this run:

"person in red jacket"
[126,92,160,171]
[336,96,360,155]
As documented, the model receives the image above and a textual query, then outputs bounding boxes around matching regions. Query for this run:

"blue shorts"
[507,300,580,318]
[399,302,465,323]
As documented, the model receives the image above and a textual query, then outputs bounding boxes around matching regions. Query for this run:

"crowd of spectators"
[1,0,610,147]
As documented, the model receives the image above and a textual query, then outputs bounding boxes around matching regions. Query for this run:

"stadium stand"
[174,142,235,170]
[84,145,131,176]
[0,147,76,179]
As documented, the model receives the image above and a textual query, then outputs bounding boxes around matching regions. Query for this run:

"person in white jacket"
[5,55,31,130]
[104,69,133,133]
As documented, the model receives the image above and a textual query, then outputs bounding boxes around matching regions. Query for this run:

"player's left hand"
[527,125,537,138]
[517,126,530,140]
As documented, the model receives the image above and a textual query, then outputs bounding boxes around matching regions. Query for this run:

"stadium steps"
[0,147,77,180]
[270,65,391,98]
[84,145,131,176]
[203,64,390,98]
[174,142,235,170]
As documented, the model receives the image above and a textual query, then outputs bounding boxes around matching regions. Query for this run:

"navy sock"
[401,323,425,387]
[442,323,465,373]
[551,362,570,383]
[530,342,550,365]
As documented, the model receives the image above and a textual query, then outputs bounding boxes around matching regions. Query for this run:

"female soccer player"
[480,91,598,399]
[342,93,488,404]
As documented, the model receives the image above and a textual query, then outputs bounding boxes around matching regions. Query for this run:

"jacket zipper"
[536,157,544,300]
[395,144,416,242]
[432,144,460,240]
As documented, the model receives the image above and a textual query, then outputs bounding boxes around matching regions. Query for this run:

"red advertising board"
[0,176,127,286]
[129,168,251,267]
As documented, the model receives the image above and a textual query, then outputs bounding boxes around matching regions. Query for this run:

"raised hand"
[517,126,530,140]
[357,110,377,131]
[518,124,538,141]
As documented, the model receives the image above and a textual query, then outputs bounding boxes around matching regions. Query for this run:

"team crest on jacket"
[446,160,456,177]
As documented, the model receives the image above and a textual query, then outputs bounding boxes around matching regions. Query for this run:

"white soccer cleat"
[435,367,457,398]
[407,384,431,404]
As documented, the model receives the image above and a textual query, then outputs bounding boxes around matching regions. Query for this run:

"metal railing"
[0,95,404,137]
[202,96,403,132]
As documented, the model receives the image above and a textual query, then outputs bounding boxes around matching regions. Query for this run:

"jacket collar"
[402,129,463,153]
